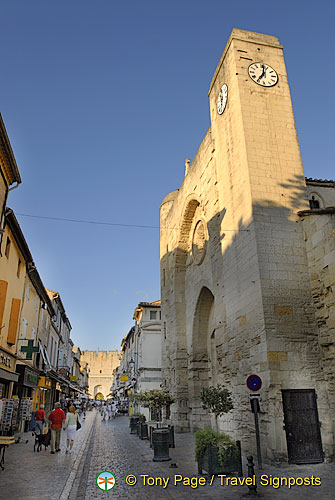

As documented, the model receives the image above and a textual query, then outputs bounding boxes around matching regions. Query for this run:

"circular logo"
[96,471,116,491]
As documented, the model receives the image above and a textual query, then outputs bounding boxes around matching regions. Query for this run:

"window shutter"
[0,280,8,328]
[7,298,21,345]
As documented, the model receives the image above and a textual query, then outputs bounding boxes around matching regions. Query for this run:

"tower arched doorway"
[189,286,215,430]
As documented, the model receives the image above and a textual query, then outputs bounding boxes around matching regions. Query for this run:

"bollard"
[152,428,171,462]
[246,455,257,495]
[129,417,139,434]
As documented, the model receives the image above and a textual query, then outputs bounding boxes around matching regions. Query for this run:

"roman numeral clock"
[216,62,279,116]
[248,62,278,87]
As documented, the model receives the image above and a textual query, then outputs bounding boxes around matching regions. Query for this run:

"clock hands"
[257,64,267,83]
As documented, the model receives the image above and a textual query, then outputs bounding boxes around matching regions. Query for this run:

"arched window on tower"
[309,195,320,209]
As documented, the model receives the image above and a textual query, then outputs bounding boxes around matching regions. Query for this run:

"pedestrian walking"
[64,405,79,454]
[48,402,65,454]
[102,403,107,421]
[111,400,117,419]
[34,404,46,435]
[82,401,86,419]
[107,402,112,421]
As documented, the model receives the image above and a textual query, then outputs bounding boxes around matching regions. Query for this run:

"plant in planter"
[200,385,233,431]
[197,386,241,476]
[136,389,175,422]
[195,427,242,476]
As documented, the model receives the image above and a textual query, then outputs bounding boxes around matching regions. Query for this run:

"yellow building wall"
[0,224,26,357]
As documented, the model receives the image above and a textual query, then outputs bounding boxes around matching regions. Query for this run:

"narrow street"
[1,410,335,500]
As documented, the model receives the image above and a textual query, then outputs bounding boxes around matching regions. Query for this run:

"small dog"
[34,429,51,452]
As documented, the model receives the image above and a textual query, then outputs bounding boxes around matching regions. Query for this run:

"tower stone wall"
[160,29,334,461]
[81,350,120,399]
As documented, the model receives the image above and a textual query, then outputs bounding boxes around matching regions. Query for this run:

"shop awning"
[0,367,19,382]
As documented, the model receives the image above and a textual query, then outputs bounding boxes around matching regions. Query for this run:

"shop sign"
[70,376,78,381]
[38,376,52,388]
[0,351,14,371]
[27,373,38,385]
[120,375,129,381]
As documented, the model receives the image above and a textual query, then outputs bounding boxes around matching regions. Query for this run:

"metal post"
[253,408,262,469]
[250,398,262,469]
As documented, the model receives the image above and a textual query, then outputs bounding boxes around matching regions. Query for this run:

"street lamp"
[129,358,135,370]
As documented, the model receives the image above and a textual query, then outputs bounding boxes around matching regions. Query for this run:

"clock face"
[248,63,278,87]
[217,84,228,115]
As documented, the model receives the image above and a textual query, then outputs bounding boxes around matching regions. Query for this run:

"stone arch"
[171,195,201,431]
[188,286,215,430]
[94,384,103,398]
[308,191,324,209]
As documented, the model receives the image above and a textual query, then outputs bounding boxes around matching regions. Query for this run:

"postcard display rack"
[0,398,20,435]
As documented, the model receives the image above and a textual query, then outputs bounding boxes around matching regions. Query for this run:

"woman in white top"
[64,405,79,453]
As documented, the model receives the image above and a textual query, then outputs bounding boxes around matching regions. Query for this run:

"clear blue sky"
[1,1,334,351]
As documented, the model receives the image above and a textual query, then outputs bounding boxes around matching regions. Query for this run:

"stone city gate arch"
[94,385,103,398]
[189,286,215,431]
[172,196,202,430]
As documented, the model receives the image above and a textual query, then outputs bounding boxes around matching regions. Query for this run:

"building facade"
[81,350,119,399]
[160,29,334,463]
[0,116,21,398]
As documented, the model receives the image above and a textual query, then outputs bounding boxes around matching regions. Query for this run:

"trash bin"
[152,428,171,462]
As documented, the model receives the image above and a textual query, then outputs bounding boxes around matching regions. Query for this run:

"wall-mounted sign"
[20,340,39,360]
[120,375,129,381]
[38,376,52,388]
[70,376,78,381]
[0,350,14,370]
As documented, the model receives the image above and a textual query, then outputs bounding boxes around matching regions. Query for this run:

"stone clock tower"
[160,29,333,462]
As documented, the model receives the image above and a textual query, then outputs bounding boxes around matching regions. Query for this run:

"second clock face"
[217,84,228,114]
[248,63,278,87]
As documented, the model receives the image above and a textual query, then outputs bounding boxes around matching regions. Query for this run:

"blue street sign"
[247,374,262,392]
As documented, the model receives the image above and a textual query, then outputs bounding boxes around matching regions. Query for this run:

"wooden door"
[282,389,324,464]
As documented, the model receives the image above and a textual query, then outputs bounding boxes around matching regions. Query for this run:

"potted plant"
[200,385,233,431]
[195,427,242,476]
[136,389,174,422]
[135,389,175,447]
[196,385,242,476]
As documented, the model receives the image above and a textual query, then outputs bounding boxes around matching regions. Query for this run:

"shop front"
[12,364,40,431]
[0,349,18,398]
[37,375,52,413]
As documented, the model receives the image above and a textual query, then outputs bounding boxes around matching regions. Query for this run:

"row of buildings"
[111,300,162,420]
[0,114,88,431]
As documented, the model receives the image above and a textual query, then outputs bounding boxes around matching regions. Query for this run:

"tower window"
[309,196,320,209]
[150,310,157,320]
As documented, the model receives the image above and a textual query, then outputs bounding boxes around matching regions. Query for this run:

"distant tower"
[81,350,120,399]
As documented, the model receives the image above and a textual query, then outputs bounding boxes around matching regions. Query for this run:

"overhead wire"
[16,213,250,231]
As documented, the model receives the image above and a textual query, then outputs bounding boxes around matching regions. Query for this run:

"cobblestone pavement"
[1,410,335,500]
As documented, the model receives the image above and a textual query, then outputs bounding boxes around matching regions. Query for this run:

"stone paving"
[1,410,335,500]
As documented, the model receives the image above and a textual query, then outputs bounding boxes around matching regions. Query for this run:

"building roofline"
[0,114,21,186]
[305,177,335,188]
